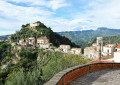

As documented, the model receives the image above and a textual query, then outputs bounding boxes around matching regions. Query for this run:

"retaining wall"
[45,63,120,85]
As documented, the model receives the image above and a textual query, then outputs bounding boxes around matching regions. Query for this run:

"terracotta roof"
[88,57,114,63]
[115,44,120,48]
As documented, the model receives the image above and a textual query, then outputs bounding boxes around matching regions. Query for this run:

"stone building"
[102,44,116,56]
[84,37,118,60]
[59,45,71,53]
[19,38,35,47]
[30,22,40,29]
[21,42,28,46]
[37,37,49,44]
[115,44,120,51]
[114,44,120,62]
[19,39,25,45]
[71,48,81,55]
[84,44,98,59]
[26,37,35,45]
[37,37,50,49]
[84,37,105,59]
[114,51,120,62]
[0,39,5,42]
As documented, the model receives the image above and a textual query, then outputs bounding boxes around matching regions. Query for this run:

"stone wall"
[44,63,120,85]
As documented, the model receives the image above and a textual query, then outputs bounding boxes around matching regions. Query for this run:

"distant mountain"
[58,27,120,45]
[0,35,10,40]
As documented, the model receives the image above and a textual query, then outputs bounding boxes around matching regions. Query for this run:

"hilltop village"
[0,21,120,85]
[84,37,120,62]
[1,21,120,64]
[0,21,82,56]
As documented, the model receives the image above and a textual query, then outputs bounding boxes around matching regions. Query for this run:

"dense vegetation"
[10,21,78,47]
[0,42,12,65]
[0,47,89,85]
[58,27,120,45]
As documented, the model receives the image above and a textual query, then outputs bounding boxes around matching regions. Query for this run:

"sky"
[0,0,120,35]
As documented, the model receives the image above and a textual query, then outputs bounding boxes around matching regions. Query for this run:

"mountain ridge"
[58,27,120,45]
[1,27,120,46]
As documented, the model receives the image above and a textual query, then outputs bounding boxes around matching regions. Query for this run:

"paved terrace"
[69,69,120,85]
[45,63,120,85]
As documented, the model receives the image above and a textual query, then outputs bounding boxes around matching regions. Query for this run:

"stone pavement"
[69,69,120,85]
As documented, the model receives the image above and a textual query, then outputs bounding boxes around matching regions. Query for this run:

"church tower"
[97,37,105,58]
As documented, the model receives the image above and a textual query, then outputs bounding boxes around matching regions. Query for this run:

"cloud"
[71,0,120,30]
[5,0,69,10]
[0,0,54,30]
[1,0,120,36]
[0,31,15,36]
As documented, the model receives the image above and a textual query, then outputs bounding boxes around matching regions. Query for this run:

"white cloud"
[0,31,15,36]
[1,0,120,36]
[0,0,54,30]
[5,0,69,10]
[48,0,69,10]
[71,0,120,30]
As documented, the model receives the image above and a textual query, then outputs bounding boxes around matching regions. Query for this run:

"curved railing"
[44,63,120,85]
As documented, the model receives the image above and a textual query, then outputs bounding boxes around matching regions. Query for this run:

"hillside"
[80,35,120,52]
[10,21,78,47]
[58,27,120,45]
[2,27,120,46]
[0,21,89,85]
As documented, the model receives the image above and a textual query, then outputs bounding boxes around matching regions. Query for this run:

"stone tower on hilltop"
[30,21,41,29]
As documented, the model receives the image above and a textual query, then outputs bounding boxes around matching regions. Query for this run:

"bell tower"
[97,37,105,59]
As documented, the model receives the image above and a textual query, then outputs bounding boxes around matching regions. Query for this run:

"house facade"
[26,38,35,45]
[84,37,105,59]
[114,51,120,62]
[19,39,25,45]
[102,44,116,56]
[71,48,81,55]
[114,44,120,62]
[37,37,49,44]
[19,38,35,47]
[0,39,5,42]
[59,45,71,53]
[37,37,50,49]
[115,44,120,51]
[84,45,98,59]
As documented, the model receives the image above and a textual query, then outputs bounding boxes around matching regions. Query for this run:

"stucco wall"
[114,52,120,62]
